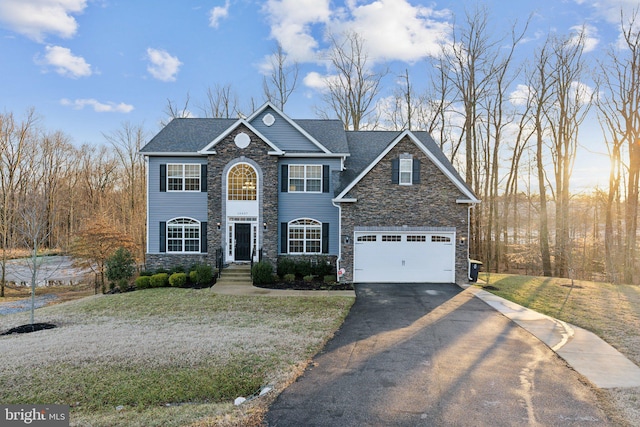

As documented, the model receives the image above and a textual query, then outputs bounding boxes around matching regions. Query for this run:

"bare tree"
[546,29,593,277]
[200,84,242,118]
[318,31,387,130]
[161,93,192,126]
[525,38,556,276]
[0,109,38,297]
[103,122,148,262]
[383,69,418,131]
[38,130,73,248]
[263,43,299,111]
[418,56,461,161]
[596,9,640,283]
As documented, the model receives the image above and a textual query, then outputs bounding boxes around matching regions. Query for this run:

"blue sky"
[0,0,637,189]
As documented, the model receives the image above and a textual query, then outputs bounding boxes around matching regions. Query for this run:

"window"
[431,235,451,243]
[288,219,322,253]
[392,158,420,185]
[399,158,413,185]
[289,165,322,192]
[167,164,201,191]
[167,218,201,253]
[357,235,377,242]
[407,235,427,242]
[382,235,401,242]
[228,164,257,200]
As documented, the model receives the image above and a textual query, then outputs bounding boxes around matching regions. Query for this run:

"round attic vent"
[234,132,251,149]
[263,113,275,126]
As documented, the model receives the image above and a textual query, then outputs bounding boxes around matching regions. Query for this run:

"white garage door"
[353,230,455,283]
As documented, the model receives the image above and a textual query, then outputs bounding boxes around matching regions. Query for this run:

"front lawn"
[478,273,640,425]
[0,287,354,427]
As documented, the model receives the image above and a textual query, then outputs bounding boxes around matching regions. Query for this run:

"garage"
[353,229,456,283]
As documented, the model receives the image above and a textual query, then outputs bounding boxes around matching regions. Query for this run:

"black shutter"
[201,222,208,253]
[160,164,167,192]
[412,159,421,184]
[159,221,166,253]
[322,165,330,193]
[281,165,288,192]
[322,223,329,254]
[201,164,208,192]
[391,158,399,184]
[280,222,288,253]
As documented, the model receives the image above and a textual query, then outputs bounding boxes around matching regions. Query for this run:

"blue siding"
[278,158,341,254]
[250,107,323,153]
[147,156,208,254]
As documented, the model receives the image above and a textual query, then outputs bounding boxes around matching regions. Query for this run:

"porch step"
[215,264,253,286]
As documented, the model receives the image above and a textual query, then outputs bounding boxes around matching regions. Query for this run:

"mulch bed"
[255,281,353,291]
[1,323,57,336]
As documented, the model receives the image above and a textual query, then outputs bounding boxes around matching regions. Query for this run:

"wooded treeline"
[0,110,146,296]
[2,6,640,288]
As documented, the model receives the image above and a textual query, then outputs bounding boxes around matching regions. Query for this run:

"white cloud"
[0,0,87,42]
[569,24,599,53]
[571,81,594,105]
[38,45,91,78]
[329,0,452,63]
[263,0,332,62]
[576,0,640,24]
[262,0,451,65]
[209,0,230,28]
[509,84,533,106]
[60,98,134,113]
[146,48,182,82]
[303,71,329,91]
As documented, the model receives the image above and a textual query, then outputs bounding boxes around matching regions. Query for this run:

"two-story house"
[140,102,479,284]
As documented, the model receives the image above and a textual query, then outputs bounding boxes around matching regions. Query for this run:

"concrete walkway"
[466,285,640,389]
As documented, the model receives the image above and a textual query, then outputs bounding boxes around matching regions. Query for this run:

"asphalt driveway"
[264,283,612,426]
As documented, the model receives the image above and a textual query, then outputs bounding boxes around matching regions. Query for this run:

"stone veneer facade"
[206,125,279,268]
[338,136,471,284]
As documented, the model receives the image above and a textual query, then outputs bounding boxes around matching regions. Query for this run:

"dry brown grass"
[0,287,354,427]
[480,273,640,425]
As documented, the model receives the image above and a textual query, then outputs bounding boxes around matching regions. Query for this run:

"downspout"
[332,199,342,282]
[145,156,150,259]
[467,204,472,280]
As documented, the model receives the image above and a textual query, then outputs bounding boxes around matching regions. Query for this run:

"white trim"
[457,198,481,204]
[332,198,357,203]
[166,217,202,254]
[141,152,210,157]
[246,102,332,154]
[281,152,350,158]
[287,218,322,254]
[166,163,202,192]
[287,164,323,193]
[399,158,413,186]
[334,130,479,203]
[198,118,284,155]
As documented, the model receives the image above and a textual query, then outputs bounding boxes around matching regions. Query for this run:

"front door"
[234,223,251,261]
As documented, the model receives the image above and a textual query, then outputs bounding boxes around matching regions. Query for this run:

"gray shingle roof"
[296,119,349,153]
[140,115,474,199]
[140,118,236,153]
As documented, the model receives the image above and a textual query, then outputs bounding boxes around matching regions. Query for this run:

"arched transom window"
[167,218,200,252]
[228,164,257,201]
[288,218,321,254]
